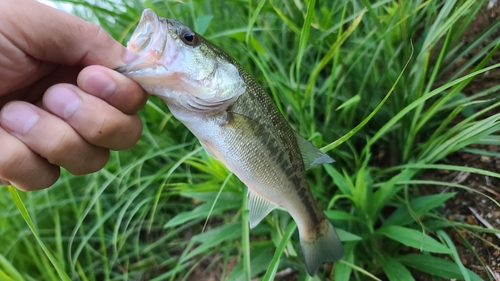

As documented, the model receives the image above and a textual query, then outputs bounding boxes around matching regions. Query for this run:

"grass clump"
[1,0,500,280]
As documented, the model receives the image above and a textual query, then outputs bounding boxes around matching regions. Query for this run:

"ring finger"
[0,126,60,191]
[0,101,110,176]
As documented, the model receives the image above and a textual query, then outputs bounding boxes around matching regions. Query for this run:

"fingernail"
[123,49,139,64]
[82,72,117,99]
[45,87,82,119]
[1,103,39,135]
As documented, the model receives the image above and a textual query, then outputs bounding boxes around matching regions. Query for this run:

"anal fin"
[248,189,278,228]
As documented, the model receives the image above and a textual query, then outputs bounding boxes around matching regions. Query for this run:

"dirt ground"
[415,149,500,281]
[414,2,500,280]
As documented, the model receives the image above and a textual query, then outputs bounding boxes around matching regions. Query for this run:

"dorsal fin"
[293,131,334,169]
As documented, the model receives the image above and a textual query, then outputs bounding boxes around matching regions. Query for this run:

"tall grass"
[1,0,500,280]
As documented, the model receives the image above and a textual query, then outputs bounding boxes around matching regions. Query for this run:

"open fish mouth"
[127,9,162,56]
[116,9,169,75]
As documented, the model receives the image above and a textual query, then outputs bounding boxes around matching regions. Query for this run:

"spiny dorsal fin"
[248,189,278,228]
[293,131,334,169]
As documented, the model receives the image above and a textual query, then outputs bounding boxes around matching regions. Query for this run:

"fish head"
[118,9,246,112]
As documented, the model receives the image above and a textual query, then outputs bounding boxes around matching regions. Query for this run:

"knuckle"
[40,129,109,175]
[38,129,101,174]
[117,115,143,150]
[0,133,29,178]
[87,114,113,143]
[0,129,60,191]
[84,22,106,45]
[68,148,109,175]
[43,130,73,162]
[120,81,148,113]
[129,93,148,113]
[17,170,59,192]
[84,112,142,150]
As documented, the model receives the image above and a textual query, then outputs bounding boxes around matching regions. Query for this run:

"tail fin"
[299,219,344,276]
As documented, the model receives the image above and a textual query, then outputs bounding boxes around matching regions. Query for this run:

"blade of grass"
[295,0,316,84]
[382,256,415,281]
[0,254,25,281]
[241,190,251,281]
[364,62,500,154]
[322,40,413,153]
[377,225,451,254]
[437,230,470,281]
[399,254,483,281]
[7,186,71,281]
[261,221,297,280]
[304,9,366,131]
[246,0,267,44]
[338,260,382,281]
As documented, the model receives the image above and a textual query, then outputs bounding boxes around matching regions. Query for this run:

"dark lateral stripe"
[252,131,321,226]
[294,177,320,226]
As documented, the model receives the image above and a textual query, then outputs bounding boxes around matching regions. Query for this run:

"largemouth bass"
[118,9,344,276]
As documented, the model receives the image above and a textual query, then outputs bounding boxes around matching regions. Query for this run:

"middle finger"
[0,101,109,175]
[42,83,143,150]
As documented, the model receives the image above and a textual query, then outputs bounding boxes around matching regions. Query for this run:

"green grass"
[2,0,500,280]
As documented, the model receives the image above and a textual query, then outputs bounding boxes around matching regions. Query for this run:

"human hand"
[0,0,147,191]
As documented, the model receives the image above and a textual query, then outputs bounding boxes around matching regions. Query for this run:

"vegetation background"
[1,0,500,280]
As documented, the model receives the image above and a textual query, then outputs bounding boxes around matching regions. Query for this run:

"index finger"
[1,0,137,68]
[77,66,148,114]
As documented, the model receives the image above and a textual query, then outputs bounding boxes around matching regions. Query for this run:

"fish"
[117,9,344,276]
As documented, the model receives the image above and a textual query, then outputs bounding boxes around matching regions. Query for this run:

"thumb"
[1,0,137,68]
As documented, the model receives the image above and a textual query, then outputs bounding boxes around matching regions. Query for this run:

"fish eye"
[179,27,199,46]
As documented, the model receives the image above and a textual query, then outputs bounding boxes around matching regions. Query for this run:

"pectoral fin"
[248,189,278,228]
[293,131,334,169]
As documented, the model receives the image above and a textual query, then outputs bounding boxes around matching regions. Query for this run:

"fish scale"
[229,72,299,170]
[227,82,322,225]
[117,9,344,276]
